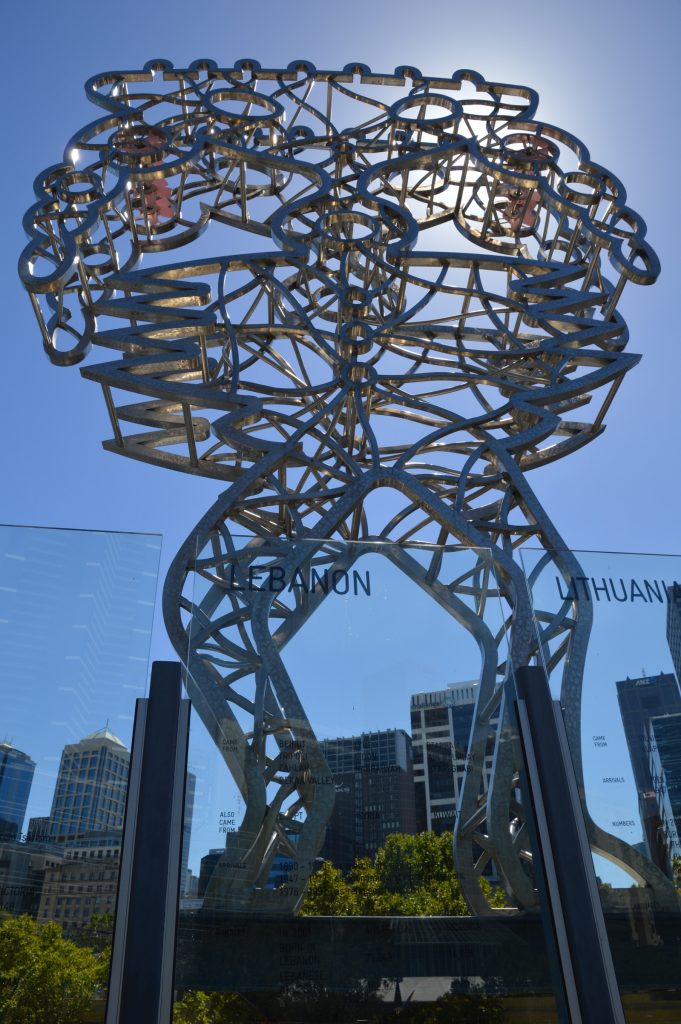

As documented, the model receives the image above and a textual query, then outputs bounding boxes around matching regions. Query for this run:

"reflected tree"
[301,832,505,915]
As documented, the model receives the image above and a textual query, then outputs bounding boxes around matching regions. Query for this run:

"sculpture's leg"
[165,452,680,915]
[164,467,538,913]
[525,549,680,911]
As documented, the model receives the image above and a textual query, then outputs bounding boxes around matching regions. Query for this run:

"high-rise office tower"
[646,712,681,870]
[181,771,196,895]
[410,682,498,835]
[666,583,681,683]
[318,730,416,873]
[48,727,129,841]
[198,849,224,898]
[26,816,50,843]
[616,673,681,872]
[0,741,36,840]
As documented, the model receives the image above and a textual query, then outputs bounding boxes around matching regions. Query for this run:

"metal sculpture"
[20,60,672,914]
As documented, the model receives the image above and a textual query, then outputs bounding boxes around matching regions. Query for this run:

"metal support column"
[106,661,190,1024]
[514,665,626,1024]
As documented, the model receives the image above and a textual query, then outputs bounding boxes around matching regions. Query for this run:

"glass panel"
[175,536,563,1022]
[0,524,160,1021]
[521,548,681,1021]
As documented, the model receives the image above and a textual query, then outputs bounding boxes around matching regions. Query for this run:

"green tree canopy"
[173,990,258,1023]
[73,911,114,954]
[0,915,101,1024]
[397,989,506,1023]
[301,832,506,916]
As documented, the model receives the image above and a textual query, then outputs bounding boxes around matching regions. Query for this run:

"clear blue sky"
[2,1,680,879]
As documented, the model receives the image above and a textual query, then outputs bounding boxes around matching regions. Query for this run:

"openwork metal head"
[20,59,657,482]
[20,61,664,914]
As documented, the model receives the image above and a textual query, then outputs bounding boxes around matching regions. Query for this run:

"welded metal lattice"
[20,60,671,914]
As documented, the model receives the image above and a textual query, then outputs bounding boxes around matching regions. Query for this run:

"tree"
[373,832,469,914]
[172,990,258,1023]
[0,915,100,1024]
[72,911,113,995]
[673,857,681,895]
[480,874,508,910]
[300,832,506,916]
[397,989,506,1023]
[74,911,114,954]
[375,832,454,893]
[299,860,355,915]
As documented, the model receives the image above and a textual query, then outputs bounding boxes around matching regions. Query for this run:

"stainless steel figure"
[20,61,670,914]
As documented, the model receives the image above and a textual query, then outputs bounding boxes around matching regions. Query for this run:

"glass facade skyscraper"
[616,673,681,872]
[181,771,196,895]
[0,741,36,841]
[318,730,416,873]
[647,712,681,867]
[666,582,681,684]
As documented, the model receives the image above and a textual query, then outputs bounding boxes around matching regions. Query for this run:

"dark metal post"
[106,661,190,1024]
[514,665,626,1024]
